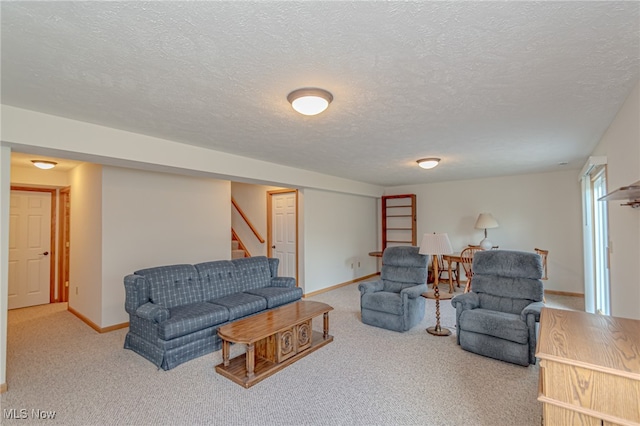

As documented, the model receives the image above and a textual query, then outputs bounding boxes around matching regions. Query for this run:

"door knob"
[40,251,49,256]
[272,245,276,249]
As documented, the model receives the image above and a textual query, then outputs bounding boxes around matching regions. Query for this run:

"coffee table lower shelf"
[215,330,333,388]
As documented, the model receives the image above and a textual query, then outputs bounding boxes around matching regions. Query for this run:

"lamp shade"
[31,160,57,170]
[419,233,453,255]
[474,213,498,230]
[416,158,440,169]
[287,88,333,115]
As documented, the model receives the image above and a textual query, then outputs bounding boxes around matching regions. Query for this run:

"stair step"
[232,249,245,259]
[231,240,239,250]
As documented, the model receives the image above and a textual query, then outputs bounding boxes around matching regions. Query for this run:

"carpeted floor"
[1,282,583,425]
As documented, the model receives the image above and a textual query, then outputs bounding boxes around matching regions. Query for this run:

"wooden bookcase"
[382,194,417,251]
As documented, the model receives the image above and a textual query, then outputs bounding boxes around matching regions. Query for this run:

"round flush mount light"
[416,158,441,169]
[287,88,333,116]
[31,160,57,170]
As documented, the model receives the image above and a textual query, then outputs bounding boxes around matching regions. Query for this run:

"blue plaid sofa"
[123,256,302,370]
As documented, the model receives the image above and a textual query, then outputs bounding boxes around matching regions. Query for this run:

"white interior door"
[271,192,297,279]
[8,190,52,309]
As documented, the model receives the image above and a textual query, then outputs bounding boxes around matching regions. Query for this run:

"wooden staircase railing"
[231,198,264,259]
[232,229,251,258]
[231,197,265,243]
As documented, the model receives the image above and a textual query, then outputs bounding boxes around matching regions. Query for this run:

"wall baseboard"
[304,273,378,298]
[544,289,584,297]
[302,277,584,299]
[68,306,128,333]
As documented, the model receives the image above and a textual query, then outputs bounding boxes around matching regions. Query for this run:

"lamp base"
[479,238,493,250]
[427,326,452,336]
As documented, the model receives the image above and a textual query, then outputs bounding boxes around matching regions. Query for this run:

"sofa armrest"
[400,283,428,299]
[136,302,170,323]
[124,274,150,314]
[521,301,544,322]
[271,276,296,288]
[268,258,280,277]
[451,292,480,344]
[358,280,384,295]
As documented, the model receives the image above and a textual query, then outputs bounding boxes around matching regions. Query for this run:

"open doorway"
[229,182,299,285]
[8,186,56,309]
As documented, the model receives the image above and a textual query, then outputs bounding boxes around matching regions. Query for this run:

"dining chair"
[534,248,549,280]
[460,246,483,293]
[436,255,459,289]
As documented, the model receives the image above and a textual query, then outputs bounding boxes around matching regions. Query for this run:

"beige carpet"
[1,283,583,425]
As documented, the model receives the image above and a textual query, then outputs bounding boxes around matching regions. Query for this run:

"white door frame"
[9,186,57,307]
[267,189,298,286]
[580,156,609,314]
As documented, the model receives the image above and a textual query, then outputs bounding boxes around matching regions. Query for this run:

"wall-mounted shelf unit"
[598,181,640,208]
[382,194,417,251]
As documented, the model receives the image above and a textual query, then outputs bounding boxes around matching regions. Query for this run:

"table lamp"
[475,213,498,250]
[419,232,453,336]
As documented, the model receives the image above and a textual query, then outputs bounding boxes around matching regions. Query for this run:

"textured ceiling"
[2,2,639,186]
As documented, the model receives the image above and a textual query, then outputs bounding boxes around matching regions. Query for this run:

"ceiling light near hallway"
[287,88,333,116]
[31,160,57,170]
[416,158,440,169]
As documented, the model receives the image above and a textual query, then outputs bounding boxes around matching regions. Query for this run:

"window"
[581,156,610,315]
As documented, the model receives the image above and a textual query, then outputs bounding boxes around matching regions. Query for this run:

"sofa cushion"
[195,260,239,301]
[232,256,272,292]
[158,302,229,340]
[209,292,267,321]
[244,287,303,309]
[459,309,529,344]
[136,264,203,309]
[361,291,403,316]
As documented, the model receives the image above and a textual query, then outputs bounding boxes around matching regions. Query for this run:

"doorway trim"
[10,186,57,304]
[58,187,70,303]
[267,189,298,286]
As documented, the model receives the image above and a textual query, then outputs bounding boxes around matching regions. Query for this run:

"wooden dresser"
[536,307,640,425]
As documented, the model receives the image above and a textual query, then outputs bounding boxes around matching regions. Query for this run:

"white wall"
[590,80,640,320]
[0,146,11,390]
[68,163,103,326]
[101,166,231,326]
[303,189,378,294]
[230,182,287,257]
[386,170,584,294]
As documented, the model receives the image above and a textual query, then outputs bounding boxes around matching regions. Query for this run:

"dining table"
[441,253,462,293]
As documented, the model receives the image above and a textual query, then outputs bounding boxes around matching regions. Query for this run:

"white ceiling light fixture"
[416,158,441,169]
[287,88,333,116]
[31,160,57,170]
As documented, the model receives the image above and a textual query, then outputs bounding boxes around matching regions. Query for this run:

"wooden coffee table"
[215,300,334,388]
